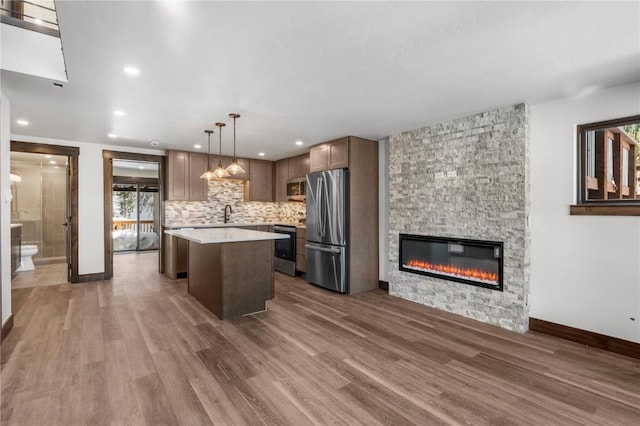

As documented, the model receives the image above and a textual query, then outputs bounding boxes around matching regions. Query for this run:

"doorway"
[10,141,79,283]
[103,151,164,279]
[112,161,160,253]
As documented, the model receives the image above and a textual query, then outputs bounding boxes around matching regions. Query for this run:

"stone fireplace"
[388,104,530,332]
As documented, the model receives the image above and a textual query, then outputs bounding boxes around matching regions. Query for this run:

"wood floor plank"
[2,252,639,425]
[133,372,180,426]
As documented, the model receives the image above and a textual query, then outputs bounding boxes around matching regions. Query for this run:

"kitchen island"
[165,228,287,320]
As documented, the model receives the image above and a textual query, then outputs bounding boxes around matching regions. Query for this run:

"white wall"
[8,135,163,275]
[530,81,640,343]
[1,93,11,325]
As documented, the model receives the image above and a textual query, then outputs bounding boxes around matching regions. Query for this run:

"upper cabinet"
[274,158,289,202]
[166,150,208,201]
[288,153,310,179]
[309,137,349,172]
[309,144,328,172]
[245,159,273,202]
[189,152,209,201]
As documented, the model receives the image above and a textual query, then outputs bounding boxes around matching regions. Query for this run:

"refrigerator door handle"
[305,243,341,254]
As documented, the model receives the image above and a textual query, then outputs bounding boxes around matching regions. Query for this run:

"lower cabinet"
[296,227,306,273]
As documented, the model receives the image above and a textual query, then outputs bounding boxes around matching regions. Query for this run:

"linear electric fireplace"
[399,234,503,291]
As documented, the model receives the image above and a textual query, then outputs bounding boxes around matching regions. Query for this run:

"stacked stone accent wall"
[164,179,306,225]
[388,104,530,332]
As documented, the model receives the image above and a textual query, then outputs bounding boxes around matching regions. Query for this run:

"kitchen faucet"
[224,204,232,223]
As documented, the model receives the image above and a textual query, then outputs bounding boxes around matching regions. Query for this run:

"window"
[576,115,640,207]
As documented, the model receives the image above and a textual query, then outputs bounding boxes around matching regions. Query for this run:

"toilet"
[16,245,38,272]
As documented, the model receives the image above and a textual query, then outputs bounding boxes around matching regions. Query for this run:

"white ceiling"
[2,1,639,160]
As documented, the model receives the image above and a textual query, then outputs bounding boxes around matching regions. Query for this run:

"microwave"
[286,177,306,201]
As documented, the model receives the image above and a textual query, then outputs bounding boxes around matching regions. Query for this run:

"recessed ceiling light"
[113,110,125,116]
[194,144,202,149]
[149,140,159,147]
[123,66,140,76]
[45,155,52,158]
[138,166,144,169]
[295,141,304,146]
[16,119,29,126]
[108,133,117,138]
[258,152,265,157]
[49,160,56,165]
[34,18,43,24]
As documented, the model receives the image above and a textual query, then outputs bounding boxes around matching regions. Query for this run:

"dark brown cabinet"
[288,154,310,179]
[246,159,273,201]
[309,137,349,172]
[274,159,289,202]
[166,150,208,201]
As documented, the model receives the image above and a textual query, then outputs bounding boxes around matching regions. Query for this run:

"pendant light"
[213,122,230,179]
[200,130,216,180]
[225,113,246,175]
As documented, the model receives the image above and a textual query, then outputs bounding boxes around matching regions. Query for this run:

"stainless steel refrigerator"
[305,169,349,293]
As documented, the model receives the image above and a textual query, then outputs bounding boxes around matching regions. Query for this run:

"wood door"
[309,144,328,172]
[328,138,349,170]
[247,159,273,201]
[166,150,189,201]
[274,158,289,202]
[188,152,209,201]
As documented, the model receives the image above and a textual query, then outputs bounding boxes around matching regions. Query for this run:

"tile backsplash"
[164,179,306,225]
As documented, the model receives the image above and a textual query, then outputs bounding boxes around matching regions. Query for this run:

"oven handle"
[305,243,341,254]
[274,226,296,233]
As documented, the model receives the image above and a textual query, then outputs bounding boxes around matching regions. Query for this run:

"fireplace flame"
[404,259,498,285]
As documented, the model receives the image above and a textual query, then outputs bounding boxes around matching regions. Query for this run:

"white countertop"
[165,222,305,229]
[165,227,288,244]
[165,222,275,229]
[11,224,22,228]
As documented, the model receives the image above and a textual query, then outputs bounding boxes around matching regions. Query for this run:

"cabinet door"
[309,144,329,172]
[166,150,190,201]
[274,158,289,202]
[189,152,209,201]
[288,154,310,179]
[248,159,273,201]
[328,138,349,170]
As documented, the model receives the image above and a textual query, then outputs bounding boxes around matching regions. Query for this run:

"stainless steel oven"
[274,225,296,276]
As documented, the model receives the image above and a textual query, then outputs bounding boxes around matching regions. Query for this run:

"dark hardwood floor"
[1,252,639,425]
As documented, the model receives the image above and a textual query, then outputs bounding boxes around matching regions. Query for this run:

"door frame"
[10,141,80,283]
[103,150,164,279]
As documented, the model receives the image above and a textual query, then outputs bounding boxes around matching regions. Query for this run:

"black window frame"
[576,114,640,206]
